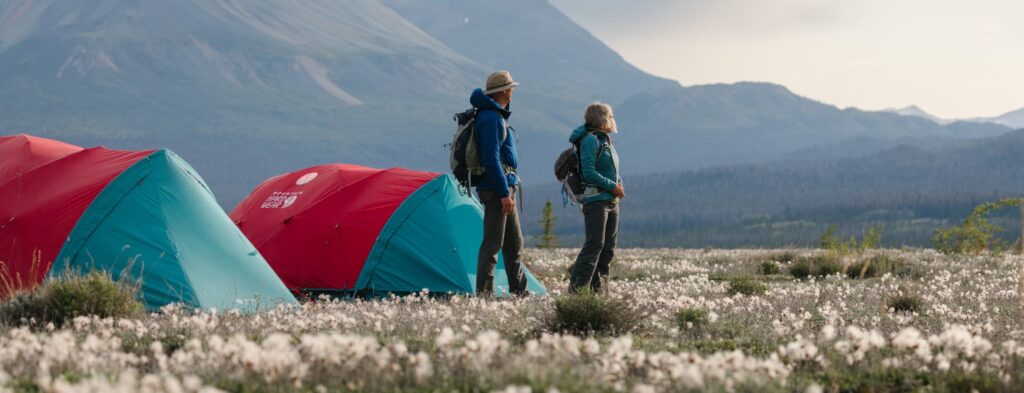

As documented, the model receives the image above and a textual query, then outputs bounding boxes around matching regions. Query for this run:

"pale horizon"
[550,0,1024,120]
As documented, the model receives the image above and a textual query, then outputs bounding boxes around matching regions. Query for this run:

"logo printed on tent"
[261,191,303,209]
[296,172,318,185]
[283,195,299,208]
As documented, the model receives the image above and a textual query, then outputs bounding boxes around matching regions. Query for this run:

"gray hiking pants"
[476,188,528,296]
[569,200,619,293]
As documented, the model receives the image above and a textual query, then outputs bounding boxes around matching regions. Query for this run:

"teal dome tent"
[0,135,297,311]
[231,164,547,297]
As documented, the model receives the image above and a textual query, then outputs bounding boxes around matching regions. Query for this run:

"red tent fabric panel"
[231,164,439,291]
[0,143,153,294]
[0,134,83,183]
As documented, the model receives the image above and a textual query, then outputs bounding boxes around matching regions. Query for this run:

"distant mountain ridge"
[971,107,1024,129]
[614,83,1009,173]
[885,105,1024,129]
[883,105,949,124]
[0,0,1016,209]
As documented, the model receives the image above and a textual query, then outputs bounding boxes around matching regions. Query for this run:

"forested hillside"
[526,129,1024,247]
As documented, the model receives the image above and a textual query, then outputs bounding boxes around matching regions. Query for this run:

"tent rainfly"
[230,164,547,296]
[0,134,296,311]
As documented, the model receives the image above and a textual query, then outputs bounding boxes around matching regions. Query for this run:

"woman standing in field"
[568,103,623,293]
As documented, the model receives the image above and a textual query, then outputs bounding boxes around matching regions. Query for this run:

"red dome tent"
[0,134,296,310]
[230,164,546,296]
[0,135,153,289]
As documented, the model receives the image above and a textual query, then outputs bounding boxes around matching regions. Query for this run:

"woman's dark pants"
[569,200,619,293]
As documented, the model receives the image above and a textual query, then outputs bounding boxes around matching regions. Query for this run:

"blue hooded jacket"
[470,88,519,198]
[569,125,620,204]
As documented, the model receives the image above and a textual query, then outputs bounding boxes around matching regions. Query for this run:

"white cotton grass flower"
[928,325,993,361]
[821,324,837,341]
[41,370,224,393]
[834,326,886,364]
[582,337,601,356]
[891,328,932,362]
[436,327,457,348]
[778,336,819,362]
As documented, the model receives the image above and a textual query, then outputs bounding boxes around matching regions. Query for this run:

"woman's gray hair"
[584,102,617,132]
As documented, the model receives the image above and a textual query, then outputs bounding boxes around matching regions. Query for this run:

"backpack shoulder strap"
[588,131,608,158]
[575,131,607,183]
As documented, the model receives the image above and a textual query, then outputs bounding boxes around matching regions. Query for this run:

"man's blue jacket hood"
[470,88,511,118]
[470,88,519,197]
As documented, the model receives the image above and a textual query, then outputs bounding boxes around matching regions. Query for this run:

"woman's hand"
[612,184,625,198]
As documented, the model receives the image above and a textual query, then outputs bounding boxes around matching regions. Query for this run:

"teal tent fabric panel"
[497,255,548,296]
[53,150,296,311]
[435,176,546,296]
[51,151,199,308]
[155,152,296,310]
[357,176,474,294]
[359,175,546,296]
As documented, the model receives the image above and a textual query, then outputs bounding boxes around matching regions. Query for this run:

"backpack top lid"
[454,108,476,126]
[554,147,576,181]
[554,130,608,182]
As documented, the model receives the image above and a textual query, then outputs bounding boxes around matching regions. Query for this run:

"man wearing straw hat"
[472,70,528,297]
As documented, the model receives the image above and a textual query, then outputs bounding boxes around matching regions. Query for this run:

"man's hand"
[612,184,625,198]
[501,196,516,216]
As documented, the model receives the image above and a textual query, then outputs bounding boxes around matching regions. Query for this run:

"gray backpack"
[554,131,605,205]
[449,108,507,191]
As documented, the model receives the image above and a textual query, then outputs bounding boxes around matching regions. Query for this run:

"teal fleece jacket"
[568,125,621,204]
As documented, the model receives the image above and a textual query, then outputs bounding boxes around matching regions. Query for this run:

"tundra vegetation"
[1,248,1023,392]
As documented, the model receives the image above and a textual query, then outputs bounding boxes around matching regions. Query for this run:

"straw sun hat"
[484,70,519,94]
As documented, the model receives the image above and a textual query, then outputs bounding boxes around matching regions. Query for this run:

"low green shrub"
[847,254,912,279]
[550,290,643,336]
[846,260,873,279]
[789,260,812,279]
[815,256,843,277]
[888,294,924,313]
[830,367,934,392]
[768,251,798,264]
[789,254,842,279]
[0,271,144,327]
[726,276,768,296]
[678,338,775,356]
[675,307,708,331]
[759,261,781,275]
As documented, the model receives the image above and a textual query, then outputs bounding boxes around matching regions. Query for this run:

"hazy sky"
[549,0,1024,119]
